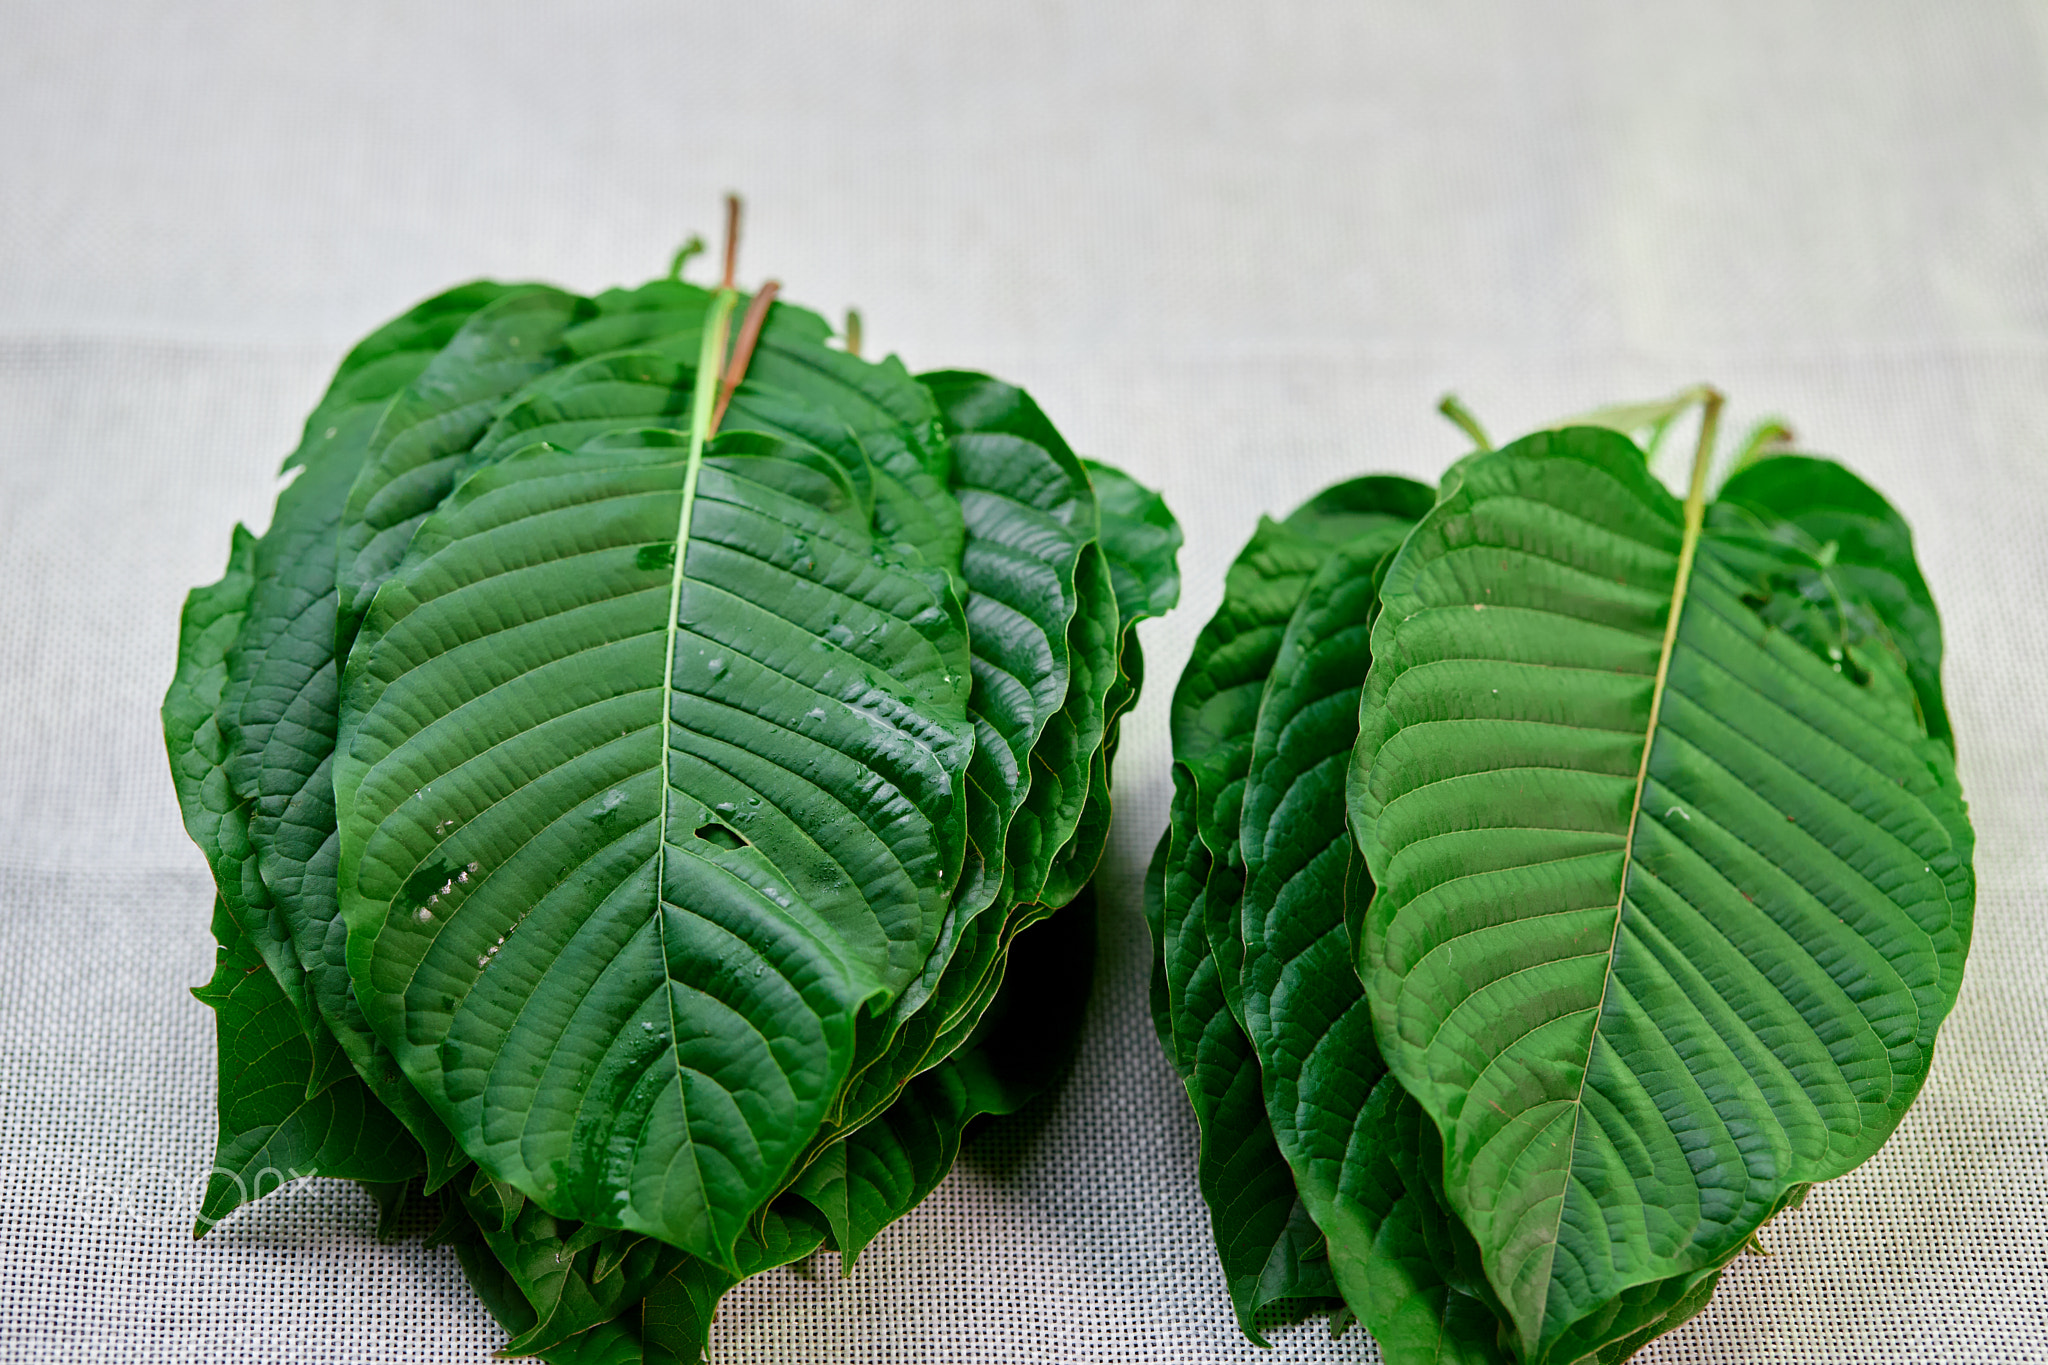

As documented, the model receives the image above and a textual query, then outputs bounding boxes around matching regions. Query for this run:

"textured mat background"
[2,3,2044,1361]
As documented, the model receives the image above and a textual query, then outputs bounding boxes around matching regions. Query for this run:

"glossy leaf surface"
[1155,480,1442,1341]
[337,418,974,1262]
[1350,428,1972,1361]
[166,262,1176,1353]
[335,285,594,643]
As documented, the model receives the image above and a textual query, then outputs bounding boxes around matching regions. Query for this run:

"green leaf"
[1173,477,1439,782]
[294,281,526,480]
[1171,478,1436,1022]
[1082,453,1184,767]
[216,285,506,1183]
[637,1201,833,1365]
[1045,469,1182,909]
[1235,514,1515,1364]
[191,896,425,1234]
[358,1178,416,1241]
[335,312,977,1273]
[1085,457,1185,628]
[569,284,963,578]
[1349,426,1972,1362]
[1349,1074,1517,1364]
[804,883,1098,1266]
[1142,826,1180,1070]
[452,1181,684,1358]
[919,371,1118,912]
[792,450,1170,1170]
[335,285,594,646]
[163,526,270,947]
[169,260,1176,1354]
[441,1196,652,1365]
[838,371,1116,1105]
[403,340,883,555]
[1036,736,1114,913]
[166,528,430,1229]
[1714,454,1950,749]
[1153,770,1340,1341]
[746,312,959,575]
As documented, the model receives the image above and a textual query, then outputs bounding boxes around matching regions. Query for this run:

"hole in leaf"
[695,822,747,851]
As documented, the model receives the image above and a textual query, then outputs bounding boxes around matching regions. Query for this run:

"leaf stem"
[721,194,742,291]
[660,286,738,850]
[711,281,781,432]
[843,308,863,358]
[1640,411,1676,463]
[1729,417,1796,476]
[1618,386,1720,894]
[1685,389,1723,520]
[668,235,706,282]
[1436,393,1493,451]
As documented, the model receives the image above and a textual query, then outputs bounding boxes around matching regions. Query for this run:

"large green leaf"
[455,893,1098,1364]
[918,371,1117,912]
[825,371,1121,1123]
[1152,771,1340,1341]
[451,1178,685,1358]
[1080,453,1184,774]
[335,294,976,1268]
[1086,457,1185,630]
[784,394,1176,1171]
[1235,515,1514,1365]
[213,283,508,1033]
[1042,459,1184,912]
[1171,478,1437,1023]
[440,1194,656,1365]
[1155,480,1433,1341]
[191,896,425,1232]
[849,441,1173,1111]
[164,527,274,969]
[1350,1074,1518,1363]
[167,259,1174,1349]
[634,1200,833,1365]
[216,285,508,1185]
[405,340,883,554]
[1349,427,1972,1362]
[165,528,428,1227]
[1141,822,1181,1071]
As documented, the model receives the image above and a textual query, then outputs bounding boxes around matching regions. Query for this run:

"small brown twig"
[710,280,780,432]
[721,194,742,290]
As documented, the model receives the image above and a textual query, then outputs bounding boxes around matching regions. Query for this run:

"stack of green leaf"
[164,256,1182,1362]
[1149,397,1972,1364]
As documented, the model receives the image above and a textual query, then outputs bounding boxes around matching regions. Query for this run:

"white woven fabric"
[2,3,2044,1361]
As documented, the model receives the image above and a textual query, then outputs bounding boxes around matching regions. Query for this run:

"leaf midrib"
[1532,414,1718,1354]
[649,286,736,1258]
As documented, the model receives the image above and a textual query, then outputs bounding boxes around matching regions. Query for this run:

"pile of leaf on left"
[162,201,1181,1363]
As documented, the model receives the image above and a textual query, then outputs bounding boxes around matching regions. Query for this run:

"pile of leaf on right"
[1149,390,1972,1365]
